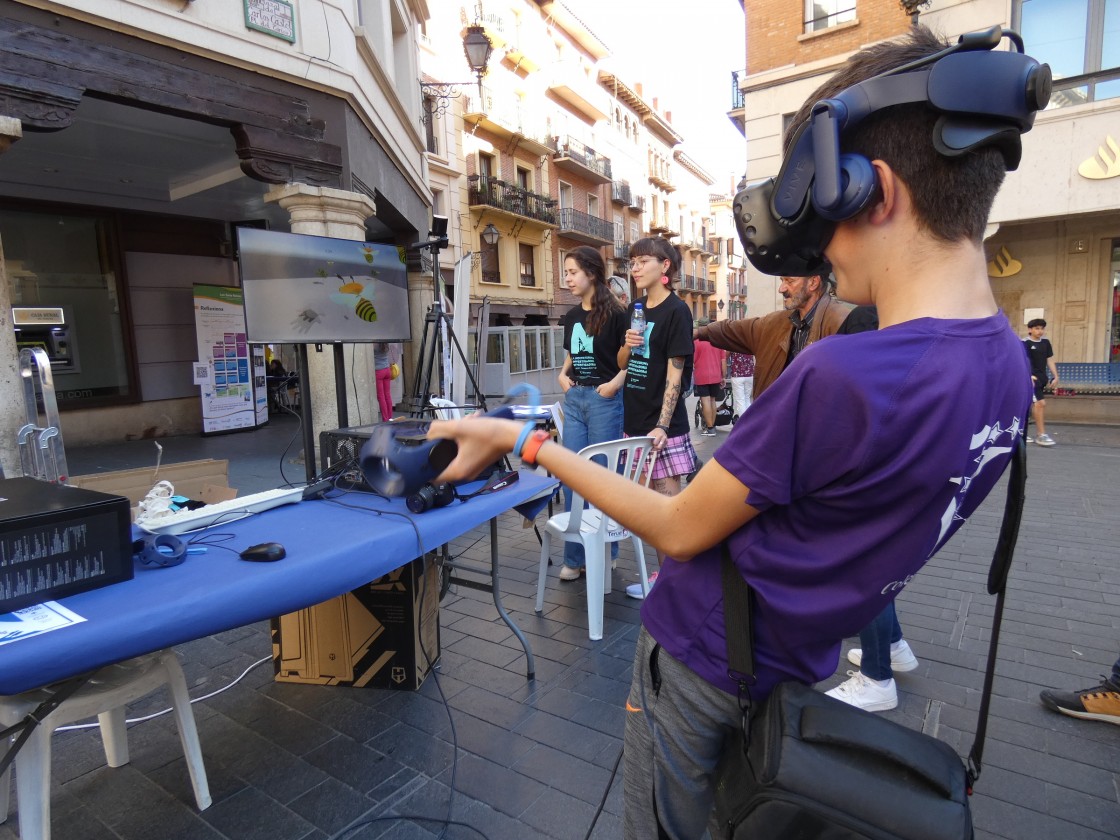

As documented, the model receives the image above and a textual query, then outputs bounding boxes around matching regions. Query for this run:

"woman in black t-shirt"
[555,246,628,580]
[617,238,697,593]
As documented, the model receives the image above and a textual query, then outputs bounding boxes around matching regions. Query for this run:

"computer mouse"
[239,542,286,562]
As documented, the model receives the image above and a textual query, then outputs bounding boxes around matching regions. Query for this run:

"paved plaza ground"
[3,412,1119,839]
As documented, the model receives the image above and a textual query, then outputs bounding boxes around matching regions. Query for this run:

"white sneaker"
[626,571,658,599]
[1036,434,1056,446]
[846,640,919,673]
[825,671,898,712]
[558,564,584,581]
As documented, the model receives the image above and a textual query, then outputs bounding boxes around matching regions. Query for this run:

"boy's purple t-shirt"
[640,313,1032,699]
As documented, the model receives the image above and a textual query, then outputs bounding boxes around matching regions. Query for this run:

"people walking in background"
[828,601,918,711]
[555,246,628,581]
[618,237,696,599]
[695,272,849,399]
[609,275,631,308]
[373,342,394,421]
[727,351,754,422]
[1024,318,1059,446]
[1040,653,1120,725]
[692,323,726,436]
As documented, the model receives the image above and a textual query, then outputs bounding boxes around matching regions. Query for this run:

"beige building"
[0,0,438,462]
[730,0,1120,373]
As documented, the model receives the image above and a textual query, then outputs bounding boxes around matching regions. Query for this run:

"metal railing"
[553,136,612,179]
[611,181,632,204]
[468,174,557,224]
[730,70,744,110]
[556,207,614,242]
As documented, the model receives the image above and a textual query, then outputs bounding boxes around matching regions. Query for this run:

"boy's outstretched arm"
[428,417,757,560]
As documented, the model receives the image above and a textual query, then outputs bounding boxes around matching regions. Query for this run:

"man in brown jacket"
[696,274,851,399]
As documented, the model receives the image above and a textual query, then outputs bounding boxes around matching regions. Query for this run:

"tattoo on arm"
[659,380,681,428]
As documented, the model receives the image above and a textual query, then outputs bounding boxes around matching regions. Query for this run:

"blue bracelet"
[513,421,535,459]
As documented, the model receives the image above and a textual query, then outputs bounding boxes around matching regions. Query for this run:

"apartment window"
[558,182,573,208]
[432,190,444,218]
[588,195,600,218]
[422,94,439,155]
[516,166,531,191]
[519,243,536,287]
[1019,0,1120,106]
[479,152,495,179]
[481,236,500,284]
[630,220,640,242]
[805,0,856,33]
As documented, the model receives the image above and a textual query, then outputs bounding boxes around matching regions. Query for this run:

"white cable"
[54,655,272,732]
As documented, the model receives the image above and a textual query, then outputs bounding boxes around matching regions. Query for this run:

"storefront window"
[1020,0,1120,107]
[1109,239,1120,363]
[3,207,133,407]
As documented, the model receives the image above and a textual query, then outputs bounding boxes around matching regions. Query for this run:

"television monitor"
[238,227,411,343]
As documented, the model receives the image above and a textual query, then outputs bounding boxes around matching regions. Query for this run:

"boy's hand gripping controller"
[358,404,516,497]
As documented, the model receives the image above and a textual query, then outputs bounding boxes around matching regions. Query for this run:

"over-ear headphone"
[735,26,1052,277]
[406,482,456,514]
[132,533,188,568]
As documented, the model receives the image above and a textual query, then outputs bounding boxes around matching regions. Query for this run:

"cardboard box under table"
[272,554,440,690]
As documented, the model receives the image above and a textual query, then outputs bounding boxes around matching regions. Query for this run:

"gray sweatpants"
[623,626,742,840]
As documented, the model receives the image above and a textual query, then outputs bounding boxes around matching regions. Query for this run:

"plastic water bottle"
[630,302,647,358]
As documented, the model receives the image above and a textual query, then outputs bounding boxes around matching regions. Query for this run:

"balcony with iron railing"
[613,241,631,260]
[556,207,614,246]
[468,174,557,225]
[611,181,632,205]
[631,194,646,213]
[553,136,612,183]
[730,70,745,111]
[463,87,552,157]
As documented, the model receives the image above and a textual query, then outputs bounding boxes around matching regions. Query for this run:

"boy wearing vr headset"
[426,25,1046,839]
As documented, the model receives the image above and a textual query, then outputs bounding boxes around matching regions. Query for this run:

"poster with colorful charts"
[193,284,264,433]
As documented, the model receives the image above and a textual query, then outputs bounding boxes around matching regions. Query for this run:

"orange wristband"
[519,429,551,466]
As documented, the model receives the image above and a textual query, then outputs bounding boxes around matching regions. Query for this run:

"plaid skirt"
[627,431,697,480]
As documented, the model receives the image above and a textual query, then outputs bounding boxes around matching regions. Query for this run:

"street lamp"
[481,223,501,246]
[420,25,495,123]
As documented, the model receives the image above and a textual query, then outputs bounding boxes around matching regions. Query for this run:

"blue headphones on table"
[734,26,1052,277]
[133,533,189,568]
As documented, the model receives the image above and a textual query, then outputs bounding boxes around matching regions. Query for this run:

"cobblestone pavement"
[3,415,1117,839]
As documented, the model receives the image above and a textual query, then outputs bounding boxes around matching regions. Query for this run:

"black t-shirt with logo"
[623,292,694,437]
[561,305,627,386]
[1023,337,1053,380]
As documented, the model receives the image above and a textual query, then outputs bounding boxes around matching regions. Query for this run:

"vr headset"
[734,26,1052,277]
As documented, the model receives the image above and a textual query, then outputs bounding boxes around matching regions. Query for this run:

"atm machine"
[12,306,80,374]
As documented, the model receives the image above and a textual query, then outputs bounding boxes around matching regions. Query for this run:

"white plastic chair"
[427,396,463,420]
[535,437,658,640]
[0,648,211,840]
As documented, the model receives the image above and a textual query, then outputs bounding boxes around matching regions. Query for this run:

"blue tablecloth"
[0,472,556,695]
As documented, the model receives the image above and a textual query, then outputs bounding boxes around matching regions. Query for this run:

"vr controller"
[359,404,516,497]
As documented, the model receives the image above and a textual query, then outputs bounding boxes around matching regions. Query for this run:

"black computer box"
[0,477,134,613]
[319,425,379,492]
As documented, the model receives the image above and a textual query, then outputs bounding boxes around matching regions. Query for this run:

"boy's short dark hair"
[786,26,1006,245]
[1027,318,1047,329]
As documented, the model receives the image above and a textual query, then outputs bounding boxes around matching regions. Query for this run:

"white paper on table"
[0,601,87,646]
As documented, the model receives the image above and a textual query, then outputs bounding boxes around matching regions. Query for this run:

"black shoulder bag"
[712,440,1026,840]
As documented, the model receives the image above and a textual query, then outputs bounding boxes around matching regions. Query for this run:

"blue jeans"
[858,601,904,681]
[561,385,623,569]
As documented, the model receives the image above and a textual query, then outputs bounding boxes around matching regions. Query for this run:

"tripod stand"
[405,300,489,419]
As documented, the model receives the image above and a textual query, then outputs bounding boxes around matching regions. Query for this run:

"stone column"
[0,116,23,477]
[264,184,378,458]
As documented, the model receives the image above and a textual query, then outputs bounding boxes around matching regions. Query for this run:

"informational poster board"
[193,284,263,433]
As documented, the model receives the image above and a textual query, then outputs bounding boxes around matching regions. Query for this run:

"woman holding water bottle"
[618,238,696,595]
[554,246,629,581]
